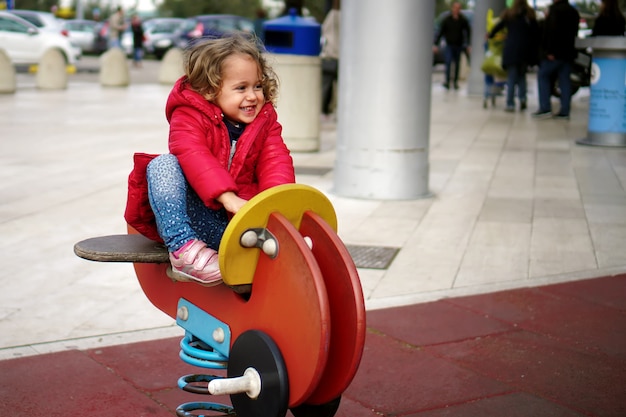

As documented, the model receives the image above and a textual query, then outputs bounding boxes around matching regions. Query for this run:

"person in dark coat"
[532,0,580,119]
[434,1,472,90]
[489,0,539,112]
[130,14,144,68]
[592,0,625,37]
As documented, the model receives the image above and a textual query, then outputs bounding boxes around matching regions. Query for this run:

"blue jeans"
[133,47,143,63]
[444,45,463,86]
[505,64,527,108]
[146,154,228,253]
[537,59,572,115]
[108,38,121,49]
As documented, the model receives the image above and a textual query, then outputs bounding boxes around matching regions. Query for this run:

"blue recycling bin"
[576,37,626,147]
[262,10,322,151]
[263,9,321,56]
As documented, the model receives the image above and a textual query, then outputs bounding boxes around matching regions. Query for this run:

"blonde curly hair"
[184,33,279,105]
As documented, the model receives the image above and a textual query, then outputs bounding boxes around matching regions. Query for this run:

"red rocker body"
[75,184,366,417]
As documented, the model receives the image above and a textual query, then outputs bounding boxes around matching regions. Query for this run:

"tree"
[156,0,327,22]
[11,0,57,11]
[575,0,601,13]
[157,0,262,19]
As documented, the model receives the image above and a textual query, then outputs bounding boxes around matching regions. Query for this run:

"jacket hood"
[165,76,223,126]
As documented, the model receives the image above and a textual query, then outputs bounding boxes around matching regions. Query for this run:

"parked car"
[93,21,109,54]
[62,19,99,54]
[121,18,187,59]
[143,17,187,59]
[6,9,67,35]
[120,25,135,56]
[176,14,255,49]
[0,11,80,65]
[433,9,473,66]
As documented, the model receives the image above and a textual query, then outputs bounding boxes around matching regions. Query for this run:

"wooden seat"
[74,234,168,263]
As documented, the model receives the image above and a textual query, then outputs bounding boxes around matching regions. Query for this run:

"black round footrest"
[176,401,235,416]
[229,330,289,417]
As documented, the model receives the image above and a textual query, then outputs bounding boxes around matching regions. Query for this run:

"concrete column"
[333,0,433,199]
[467,0,507,96]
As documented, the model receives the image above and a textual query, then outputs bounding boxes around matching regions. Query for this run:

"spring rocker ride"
[74,183,366,417]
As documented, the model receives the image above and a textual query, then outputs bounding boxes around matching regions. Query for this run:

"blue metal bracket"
[176,298,231,359]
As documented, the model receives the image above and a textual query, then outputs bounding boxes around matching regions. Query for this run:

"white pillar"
[333,0,433,199]
[467,0,507,96]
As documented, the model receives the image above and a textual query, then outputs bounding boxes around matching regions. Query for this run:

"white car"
[120,26,134,57]
[0,11,80,65]
[62,19,99,54]
[6,9,64,32]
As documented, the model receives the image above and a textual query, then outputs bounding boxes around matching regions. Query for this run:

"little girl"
[145,34,295,286]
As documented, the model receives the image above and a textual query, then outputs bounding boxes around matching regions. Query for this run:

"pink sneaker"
[168,239,222,286]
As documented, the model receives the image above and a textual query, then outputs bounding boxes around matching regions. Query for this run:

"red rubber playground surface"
[1,274,624,417]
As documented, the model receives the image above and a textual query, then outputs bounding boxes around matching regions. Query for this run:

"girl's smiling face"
[212,53,264,125]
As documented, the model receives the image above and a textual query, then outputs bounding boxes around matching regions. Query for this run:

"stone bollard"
[99,47,130,87]
[36,48,68,90]
[158,48,184,85]
[0,48,16,94]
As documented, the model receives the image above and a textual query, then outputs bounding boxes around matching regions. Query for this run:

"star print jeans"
[146,154,229,253]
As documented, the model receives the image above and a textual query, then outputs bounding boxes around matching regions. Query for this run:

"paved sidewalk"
[0,275,624,416]
[0,62,625,416]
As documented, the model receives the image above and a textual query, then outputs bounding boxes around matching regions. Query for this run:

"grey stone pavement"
[1,57,625,360]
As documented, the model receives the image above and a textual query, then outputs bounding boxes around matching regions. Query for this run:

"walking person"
[532,0,580,120]
[107,6,125,49]
[130,14,144,68]
[488,0,539,112]
[434,1,472,90]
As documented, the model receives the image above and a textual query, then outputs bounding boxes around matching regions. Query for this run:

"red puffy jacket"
[166,76,295,209]
[124,77,295,241]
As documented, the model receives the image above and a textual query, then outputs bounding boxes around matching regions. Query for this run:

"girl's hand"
[218,191,248,214]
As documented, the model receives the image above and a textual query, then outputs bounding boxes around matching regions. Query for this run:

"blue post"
[576,37,626,147]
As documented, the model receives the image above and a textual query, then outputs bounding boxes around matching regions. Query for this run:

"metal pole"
[333,0,433,199]
[467,0,507,96]
[76,0,84,20]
